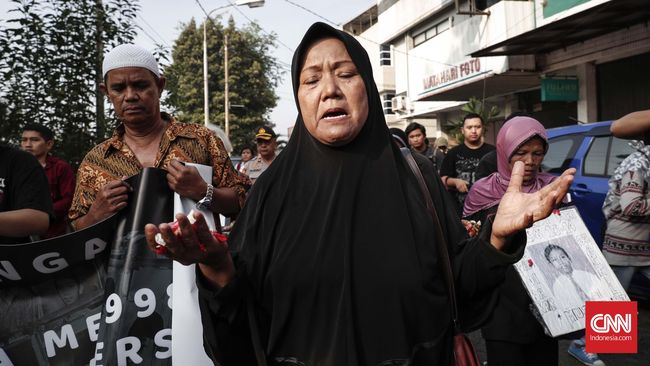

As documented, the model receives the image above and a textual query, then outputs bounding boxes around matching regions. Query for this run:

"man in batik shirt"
[70,44,248,230]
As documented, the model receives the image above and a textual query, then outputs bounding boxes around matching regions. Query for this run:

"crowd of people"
[0,21,647,366]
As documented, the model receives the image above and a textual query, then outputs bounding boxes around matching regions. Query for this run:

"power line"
[225,0,295,53]
[194,0,210,19]
[134,21,171,50]
[280,0,454,67]
[138,15,172,48]
[282,0,339,27]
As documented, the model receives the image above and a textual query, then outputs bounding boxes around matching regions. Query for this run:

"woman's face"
[297,37,368,146]
[241,148,253,162]
[509,136,546,183]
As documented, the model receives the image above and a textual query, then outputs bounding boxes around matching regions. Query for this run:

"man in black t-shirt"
[440,113,495,214]
[0,145,52,244]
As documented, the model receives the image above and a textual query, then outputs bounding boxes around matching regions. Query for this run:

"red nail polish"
[212,231,227,242]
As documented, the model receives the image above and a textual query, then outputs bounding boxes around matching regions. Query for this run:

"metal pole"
[203,21,209,126]
[224,33,229,138]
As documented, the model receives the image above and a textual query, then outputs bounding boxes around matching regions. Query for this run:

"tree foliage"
[164,16,282,152]
[0,0,139,167]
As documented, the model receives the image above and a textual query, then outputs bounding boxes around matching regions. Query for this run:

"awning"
[471,0,650,57]
[417,71,540,101]
[399,101,467,119]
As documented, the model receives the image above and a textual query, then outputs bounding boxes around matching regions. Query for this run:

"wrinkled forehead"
[298,37,353,72]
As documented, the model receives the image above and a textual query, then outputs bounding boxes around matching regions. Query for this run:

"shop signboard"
[541,78,579,102]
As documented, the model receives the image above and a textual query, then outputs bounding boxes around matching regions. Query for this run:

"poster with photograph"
[514,206,629,337]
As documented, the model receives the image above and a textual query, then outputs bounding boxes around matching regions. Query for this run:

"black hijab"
[229,22,466,365]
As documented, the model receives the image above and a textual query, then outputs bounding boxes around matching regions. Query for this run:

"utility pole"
[95,0,105,142]
[224,33,229,138]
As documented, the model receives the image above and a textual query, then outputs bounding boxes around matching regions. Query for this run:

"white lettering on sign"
[33,252,69,274]
[0,261,21,281]
[105,293,122,324]
[134,288,156,318]
[154,329,172,359]
[116,337,143,366]
[590,313,632,333]
[89,341,104,366]
[44,324,79,357]
[423,58,482,90]
[85,238,107,260]
[86,312,102,342]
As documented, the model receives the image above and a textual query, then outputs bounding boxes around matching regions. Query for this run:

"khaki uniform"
[243,155,274,183]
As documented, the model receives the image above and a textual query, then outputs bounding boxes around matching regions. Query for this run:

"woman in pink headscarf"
[463,116,559,366]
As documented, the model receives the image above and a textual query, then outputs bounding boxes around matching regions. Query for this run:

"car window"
[584,136,609,176]
[543,134,582,173]
[584,136,635,177]
[607,137,634,176]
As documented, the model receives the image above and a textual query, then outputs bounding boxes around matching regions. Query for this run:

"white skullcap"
[102,44,160,78]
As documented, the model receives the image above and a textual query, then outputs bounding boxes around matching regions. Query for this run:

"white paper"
[171,163,214,365]
[515,206,629,337]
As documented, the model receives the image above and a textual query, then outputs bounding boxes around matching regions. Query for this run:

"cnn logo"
[586,301,637,353]
[590,313,632,333]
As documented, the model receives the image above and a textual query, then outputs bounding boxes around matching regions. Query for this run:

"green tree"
[0,0,139,167]
[164,16,282,152]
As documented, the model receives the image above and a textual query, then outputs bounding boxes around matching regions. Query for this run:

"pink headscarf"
[462,116,557,217]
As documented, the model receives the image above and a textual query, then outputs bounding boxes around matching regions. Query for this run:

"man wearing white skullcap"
[69,44,249,230]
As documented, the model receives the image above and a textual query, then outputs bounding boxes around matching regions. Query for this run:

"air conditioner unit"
[391,96,409,113]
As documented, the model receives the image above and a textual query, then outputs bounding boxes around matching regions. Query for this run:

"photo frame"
[514,206,629,337]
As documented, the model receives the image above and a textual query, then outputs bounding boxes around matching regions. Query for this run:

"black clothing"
[440,143,495,213]
[475,149,497,181]
[0,145,52,244]
[433,147,446,172]
[198,23,526,366]
[485,338,558,366]
[465,206,558,366]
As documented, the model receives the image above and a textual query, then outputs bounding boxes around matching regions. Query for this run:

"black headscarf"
[229,22,468,365]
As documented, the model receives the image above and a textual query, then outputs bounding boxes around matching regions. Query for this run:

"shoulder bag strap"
[400,147,460,331]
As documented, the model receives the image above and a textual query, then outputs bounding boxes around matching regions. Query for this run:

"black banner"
[0,168,174,366]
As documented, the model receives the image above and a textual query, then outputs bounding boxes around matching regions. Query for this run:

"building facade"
[344,0,650,145]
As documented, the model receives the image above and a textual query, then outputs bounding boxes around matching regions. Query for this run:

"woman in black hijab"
[145,23,574,365]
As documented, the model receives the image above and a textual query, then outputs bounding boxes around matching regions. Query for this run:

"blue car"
[542,121,634,246]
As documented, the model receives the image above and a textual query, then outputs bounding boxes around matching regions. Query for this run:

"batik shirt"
[69,115,248,228]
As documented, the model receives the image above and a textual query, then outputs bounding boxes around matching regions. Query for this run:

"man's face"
[548,248,573,275]
[462,117,483,144]
[21,131,52,159]
[101,67,165,127]
[256,139,276,159]
[408,129,426,149]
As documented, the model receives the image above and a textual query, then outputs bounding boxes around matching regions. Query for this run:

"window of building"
[382,93,395,115]
[379,44,391,66]
[412,18,450,47]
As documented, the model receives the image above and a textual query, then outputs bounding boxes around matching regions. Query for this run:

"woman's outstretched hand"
[144,211,235,288]
[490,161,575,250]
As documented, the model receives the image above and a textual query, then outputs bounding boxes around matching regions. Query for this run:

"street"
[468,301,649,365]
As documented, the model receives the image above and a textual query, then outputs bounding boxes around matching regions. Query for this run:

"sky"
[1,0,376,138]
